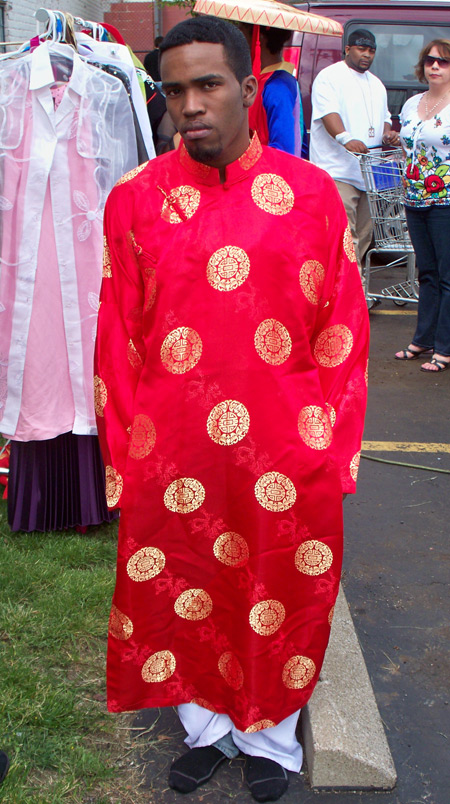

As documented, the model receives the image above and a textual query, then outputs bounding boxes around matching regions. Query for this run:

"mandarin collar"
[177,132,263,186]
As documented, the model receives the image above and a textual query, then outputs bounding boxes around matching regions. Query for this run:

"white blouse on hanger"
[0,42,139,440]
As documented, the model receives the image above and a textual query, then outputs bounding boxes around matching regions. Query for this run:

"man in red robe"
[95,15,369,803]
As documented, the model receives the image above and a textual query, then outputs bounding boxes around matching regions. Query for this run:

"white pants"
[178,702,303,773]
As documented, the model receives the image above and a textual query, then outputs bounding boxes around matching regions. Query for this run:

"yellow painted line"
[370,309,417,315]
[362,441,450,453]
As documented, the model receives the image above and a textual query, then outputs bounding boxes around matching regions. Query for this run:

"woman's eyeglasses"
[424,55,450,68]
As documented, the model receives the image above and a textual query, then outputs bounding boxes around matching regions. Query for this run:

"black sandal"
[420,357,450,373]
[395,346,432,361]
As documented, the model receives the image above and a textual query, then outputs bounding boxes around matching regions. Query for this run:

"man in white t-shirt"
[310,29,399,274]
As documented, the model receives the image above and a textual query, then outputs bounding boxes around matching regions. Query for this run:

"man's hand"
[344,139,369,154]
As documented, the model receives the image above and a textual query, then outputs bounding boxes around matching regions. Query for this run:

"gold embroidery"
[174,589,213,621]
[350,451,360,482]
[254,319,292,366]
[238,133,263,171]
[207,399,250,446]
[129,413,156,459]
[190,698,217,712]
[127,339,143,369]
[179,145,212,178]
[161,326,202,374]
[254,472,296,513]
[103,235,112,278]
[245,719,276,733]
[213,532,249,567]
[343,225,357,262]
[314,324,353,368]
[282,655,316,689]
[328,605,335,626]
[105,466,123,508]
[365,359,369,387]
[299,260,325,305]
[144,269,157,312]
[164,477,205,514]
[325,403,336,427]
[218,651,244,690]
[206,245,250,292]
[108,604,133,640]
[161,185,201,224]
[93,375,107,417]
[298,405,333,450]
[251,174,294,216]
[128,230,143,256]
[142,650,176,683]
[115,162,149,187]
[295,540,333,576]
[249,599,285,636]
[127,546,165,582]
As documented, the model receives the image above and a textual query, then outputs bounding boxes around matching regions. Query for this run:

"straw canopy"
[193,0,343,37]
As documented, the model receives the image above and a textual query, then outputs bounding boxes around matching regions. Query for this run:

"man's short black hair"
[159,16,252,83]
[261,26,291,56]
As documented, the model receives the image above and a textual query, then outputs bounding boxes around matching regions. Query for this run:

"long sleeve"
[263,72,299,155]
[312,180,370,494]
[94,181,147,509]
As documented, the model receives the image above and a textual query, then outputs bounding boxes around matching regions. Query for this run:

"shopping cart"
[358,148,418,306]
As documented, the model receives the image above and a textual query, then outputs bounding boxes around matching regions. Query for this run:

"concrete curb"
[302,585,397,790]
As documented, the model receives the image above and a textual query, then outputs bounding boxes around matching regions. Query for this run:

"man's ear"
[242,74,258,108]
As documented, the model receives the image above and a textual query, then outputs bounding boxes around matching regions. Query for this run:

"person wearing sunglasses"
[395,39,450,372]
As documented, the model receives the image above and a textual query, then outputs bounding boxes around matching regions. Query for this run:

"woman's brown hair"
[416,39,450,83]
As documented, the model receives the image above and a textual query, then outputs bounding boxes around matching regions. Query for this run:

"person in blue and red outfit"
[95,16,369,802]
[239,23,304,157]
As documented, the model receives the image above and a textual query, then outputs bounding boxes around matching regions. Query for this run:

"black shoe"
[245,755,289,802]
[168,746,226,793]
[0,752,10,784]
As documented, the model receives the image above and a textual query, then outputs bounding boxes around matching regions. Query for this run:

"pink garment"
[0,43,139,441]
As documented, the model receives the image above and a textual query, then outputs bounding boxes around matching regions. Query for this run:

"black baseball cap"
[347,29,377,49]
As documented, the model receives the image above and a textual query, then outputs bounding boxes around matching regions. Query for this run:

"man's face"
[161,42,257,168]
[345,45,376,73]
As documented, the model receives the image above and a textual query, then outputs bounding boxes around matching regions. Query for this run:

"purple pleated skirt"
[7,432,118,533]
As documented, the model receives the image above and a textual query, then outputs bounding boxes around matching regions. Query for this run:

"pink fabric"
[50,83,66,109]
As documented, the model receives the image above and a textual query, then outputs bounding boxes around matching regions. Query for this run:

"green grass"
[0,501,145,804]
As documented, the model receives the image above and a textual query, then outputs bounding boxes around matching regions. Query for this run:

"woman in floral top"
[396,39,450,372]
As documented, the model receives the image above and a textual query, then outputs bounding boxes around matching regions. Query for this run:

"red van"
[290,1,450,128]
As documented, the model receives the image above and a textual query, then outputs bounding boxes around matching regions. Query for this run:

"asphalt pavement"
[133,282,449,804]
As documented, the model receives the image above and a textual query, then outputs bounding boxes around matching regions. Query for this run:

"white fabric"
[310,60,391,191]
[0,42,139,439]
[178,702,303,773]
[76,35,156,161]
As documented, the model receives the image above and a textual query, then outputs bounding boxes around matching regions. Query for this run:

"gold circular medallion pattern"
[105,466,123,508]
[127,546,166,582]
[325,403,336,428]
[254,472,296,512]
[314,324,353,368]
[249,599,285,636]
[343,225,357,262]
[328,605,335,626]
[295,540,333,576]
[282,655,316,689]
[298,405,333,451]
[108,604,133,640]
[142,650,176,683]
[93,375,107,417]
[254,319,292,366]
[127,339,143,369]
[213,532,249,567]
[174,588,213,621]
[299,260,325,305]
[161,326,202,374]
[207,399,250,446]
[350,451,360,482]
[190,698,217,712]
[218,651,244,690]
[128,413,156,459]
[245,720,276,733]
[251,174,294,216]
[164,477,205,514]
[161,185,201,224]
[207,246,250,291]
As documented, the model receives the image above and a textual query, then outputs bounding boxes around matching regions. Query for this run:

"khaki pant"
[335,180,373,275]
